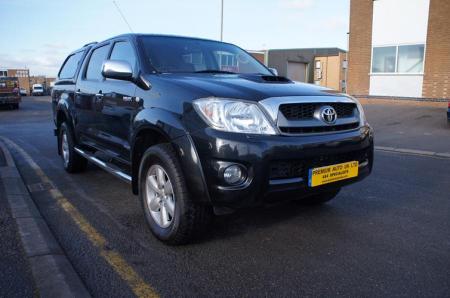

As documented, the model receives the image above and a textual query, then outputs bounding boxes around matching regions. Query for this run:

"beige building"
[267,48,347,92]
[248,48,348,92]
[348,0,450,99]
[313,52,347,92]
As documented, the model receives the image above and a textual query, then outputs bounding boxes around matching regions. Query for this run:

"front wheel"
[139,143,212,245]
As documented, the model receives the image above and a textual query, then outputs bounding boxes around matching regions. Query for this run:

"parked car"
[32,84,44,96]
[0,77,21,109]
[447,100,450,123]
[19,88,27,96]
[52,34,374,244]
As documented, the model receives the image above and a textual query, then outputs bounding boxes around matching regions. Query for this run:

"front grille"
[279,122,359,134]
[269,148,370,180]
[269,161,303,179]
[279,103,356,120]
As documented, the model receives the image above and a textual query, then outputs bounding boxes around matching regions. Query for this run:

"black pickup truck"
[52,34,373,244]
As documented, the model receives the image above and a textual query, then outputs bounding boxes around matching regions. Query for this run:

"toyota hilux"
[52,34,374,244]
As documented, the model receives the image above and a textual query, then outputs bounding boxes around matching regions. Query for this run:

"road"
[1,97,449,297]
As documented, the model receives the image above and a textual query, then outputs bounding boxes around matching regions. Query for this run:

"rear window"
[59,51,84,79]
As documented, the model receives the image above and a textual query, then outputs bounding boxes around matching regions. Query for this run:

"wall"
[370,75,424,97]
[268,48,344,83]
[422,0,450,99]
[369,0,430,97]
[7,69,30,95]
[248,52,266,65]
[314,55,343,91]
[347,0,373,96]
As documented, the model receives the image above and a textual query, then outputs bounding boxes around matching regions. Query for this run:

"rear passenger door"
[100,40,139,160]
[75,43,111,147]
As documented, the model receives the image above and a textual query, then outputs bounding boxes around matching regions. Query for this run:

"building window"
[372,44,424,74]
[397,45,424,73]
[0,70,7,77]
[372,46,396,73]
[315,61,321,69]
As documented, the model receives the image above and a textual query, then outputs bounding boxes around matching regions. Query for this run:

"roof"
[99,33,222,44]
[268,47,347,53]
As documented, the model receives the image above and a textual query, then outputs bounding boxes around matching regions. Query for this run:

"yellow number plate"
[308,161,359,187]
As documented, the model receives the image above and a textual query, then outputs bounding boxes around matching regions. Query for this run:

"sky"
[0,0,350,76]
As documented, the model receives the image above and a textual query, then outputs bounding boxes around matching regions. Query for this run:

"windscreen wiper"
[194,70,236,74]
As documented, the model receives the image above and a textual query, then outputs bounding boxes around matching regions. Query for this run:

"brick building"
[348,0,450,100]
[0,69,56,95]
[0,68,30,94]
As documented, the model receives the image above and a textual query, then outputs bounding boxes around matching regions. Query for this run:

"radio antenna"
[112,1,134,33]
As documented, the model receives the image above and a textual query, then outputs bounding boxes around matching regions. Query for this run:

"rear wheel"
[139,143,212,245]
[300,188,341,205]
[59,122,87,173]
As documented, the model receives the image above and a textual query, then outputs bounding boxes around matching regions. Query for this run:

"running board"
[74,147,132,184]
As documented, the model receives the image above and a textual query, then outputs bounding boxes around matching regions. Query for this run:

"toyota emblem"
[319,106,337,124]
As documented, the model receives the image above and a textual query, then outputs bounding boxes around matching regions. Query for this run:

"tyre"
[12,103,19,109]
[300,188,341,205]
[139,143,212,245]
[59,122,87,173]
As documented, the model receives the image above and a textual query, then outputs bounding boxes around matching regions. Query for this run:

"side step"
[74,147,132,184]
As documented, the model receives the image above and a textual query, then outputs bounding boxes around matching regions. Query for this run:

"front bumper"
[0,96,21,105]
[190,126,374,208]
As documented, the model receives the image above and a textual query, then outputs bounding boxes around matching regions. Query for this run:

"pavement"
[0,96,449,297]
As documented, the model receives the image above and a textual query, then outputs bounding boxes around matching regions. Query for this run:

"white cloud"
[282,0,314,10]
[0,45,67,76]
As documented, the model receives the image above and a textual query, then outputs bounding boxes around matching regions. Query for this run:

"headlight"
[350,97,367,126]
[193,98,277,135]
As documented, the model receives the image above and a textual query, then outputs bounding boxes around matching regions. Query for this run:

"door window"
[110,41,136,71]
[85,45,110,81]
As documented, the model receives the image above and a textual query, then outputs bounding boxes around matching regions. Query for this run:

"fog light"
[223,165,244,185]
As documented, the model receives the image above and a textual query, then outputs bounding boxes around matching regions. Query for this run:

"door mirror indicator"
[102,60,133,81]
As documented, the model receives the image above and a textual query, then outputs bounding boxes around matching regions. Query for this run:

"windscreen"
[139,36,271,75]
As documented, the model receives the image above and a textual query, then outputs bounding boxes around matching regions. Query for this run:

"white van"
[32,84,44,96]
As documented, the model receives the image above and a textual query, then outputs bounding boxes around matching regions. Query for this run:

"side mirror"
[102,60,133,81]
[269,68,278,76]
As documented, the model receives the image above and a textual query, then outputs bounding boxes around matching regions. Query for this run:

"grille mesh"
[279,103,356,120]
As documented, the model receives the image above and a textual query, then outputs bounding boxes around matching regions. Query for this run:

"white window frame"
[370,43,426,76]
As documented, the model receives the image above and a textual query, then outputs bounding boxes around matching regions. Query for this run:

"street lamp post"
[220,0,224,41]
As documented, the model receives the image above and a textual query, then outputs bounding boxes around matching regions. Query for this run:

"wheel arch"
[130,111,211,204]
[55,102,74,156]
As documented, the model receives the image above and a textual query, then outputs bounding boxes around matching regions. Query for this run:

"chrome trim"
[269,177,303,185]
[358,159,369,168]
[102,60,133,80]
[74,147,131,183]
[258,95,362,136]
[258,96,355,123]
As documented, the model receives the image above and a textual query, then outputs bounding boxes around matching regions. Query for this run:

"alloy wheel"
[145,165,176,228]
